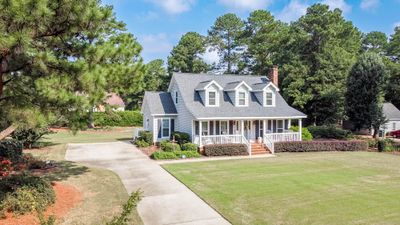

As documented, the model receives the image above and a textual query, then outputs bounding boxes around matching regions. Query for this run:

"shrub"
[151,150,200,160]
[93,111,142,127]
[171,132,191,145]
[137,131,153,144]
[135,139,150,148]
[12,128,51,149]
[151,151,178,160]
[0,174,55,216]
[181,143,198,151]
[0,158,13,177]
[0,139,23,162]
[308,125,352,140]
[203,144,249,156]
[290,126,313,141]
[160,141,181,152]
[106,190,142,225]
[274,140,368,153]
[377,139,399,152]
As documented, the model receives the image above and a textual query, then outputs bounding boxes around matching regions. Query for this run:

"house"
[374,103,400,137]
[141,67,307,154]
[94,93,125,112]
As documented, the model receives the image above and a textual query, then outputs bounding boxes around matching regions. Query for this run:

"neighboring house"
[374,103,400,137]
[94,93,125,112]
[141,68,307,154]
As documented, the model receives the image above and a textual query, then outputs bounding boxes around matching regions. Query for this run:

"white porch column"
[298,119,302,141]
[263,120,266,137]
[288,119,292,129]
[241,120,244,137]
[199,121,202,146]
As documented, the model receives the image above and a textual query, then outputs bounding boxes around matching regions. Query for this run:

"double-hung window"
[162,119,170,138]
[265,92,274,106]
[238,92,246,106]
[208,91,217,106]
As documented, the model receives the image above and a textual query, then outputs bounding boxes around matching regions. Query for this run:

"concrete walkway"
[65,142,231,225]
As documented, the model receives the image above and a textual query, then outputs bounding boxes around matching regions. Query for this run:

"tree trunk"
[87,107,95,128]
[372,125,379,139]
[0,125,16,140]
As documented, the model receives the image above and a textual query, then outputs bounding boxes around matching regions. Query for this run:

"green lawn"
[44,127,136,144]
[164,152,400,225]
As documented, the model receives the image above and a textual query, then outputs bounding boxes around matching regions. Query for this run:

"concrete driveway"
[65,141,230,225]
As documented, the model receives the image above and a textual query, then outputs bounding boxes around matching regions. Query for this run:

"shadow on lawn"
[43,161,89,182]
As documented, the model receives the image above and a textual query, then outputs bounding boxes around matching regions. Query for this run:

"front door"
[244,120,254,141]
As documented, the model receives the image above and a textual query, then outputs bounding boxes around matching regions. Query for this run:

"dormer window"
[264,91,275,107]
[206,90,219,107]
[238,91,247,106]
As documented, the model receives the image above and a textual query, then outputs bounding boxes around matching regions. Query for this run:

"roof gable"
[383,103,400,120]
[225,81,252,91]
[195,80,223,91]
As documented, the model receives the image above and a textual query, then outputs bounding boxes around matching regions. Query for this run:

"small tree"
[345,52,386,136]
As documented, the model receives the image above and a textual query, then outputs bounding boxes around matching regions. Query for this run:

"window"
[277,120,284,133]
[175,91,178,104]
[162,119,170,138]
[238,91,246,106]
[201,121,209,135]
[145,118,149,130]
[208,91,217,106]
[220,121,228,134]
[265,91,274,106]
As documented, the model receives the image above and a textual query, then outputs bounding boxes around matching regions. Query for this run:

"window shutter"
[171,119,175,133]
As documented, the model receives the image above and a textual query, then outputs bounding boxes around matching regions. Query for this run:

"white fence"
[264,132,300,143]
[195,135,251,155]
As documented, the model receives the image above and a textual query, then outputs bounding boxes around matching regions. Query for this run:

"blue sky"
[103,0,400,63]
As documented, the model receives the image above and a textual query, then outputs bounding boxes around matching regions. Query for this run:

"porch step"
[251,143,271,155]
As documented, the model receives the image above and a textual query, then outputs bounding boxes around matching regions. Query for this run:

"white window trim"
[236,91,248,107]
[264,91,276,107]
[206,90,219,107]
[161,118,171,138]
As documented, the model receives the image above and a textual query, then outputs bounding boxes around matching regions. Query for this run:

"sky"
[102,0,400,63]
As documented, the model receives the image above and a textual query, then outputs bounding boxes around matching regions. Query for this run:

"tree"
[126,59,168,109]
[362,31,388,54]
[280,4,362,125]
[345,52,386,137]
[168,32,208,73]
[243,10,287,75]
[0,0,144,137]
[208,13,245,74]
[385,61,400,109]
[387,26,400,61]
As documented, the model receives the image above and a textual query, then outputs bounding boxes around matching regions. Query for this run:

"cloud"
[275,0,308,23]
[148,0,196,14]
[201,48,220,65]
[217,0,273,11]
[321,0,351,13]
[139,33,172,55]
[360,0,379,11]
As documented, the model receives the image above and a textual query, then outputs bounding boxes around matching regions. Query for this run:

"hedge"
[151,150,200,160]
[308,125,352,140]
[93,111,142,127]
[378,139,400,152]
[203,144,249,156]
[0,139,23,162]
[160,141,181,152]
[181,143,198,151]
[274,140,368,153]
[137,131,153,144]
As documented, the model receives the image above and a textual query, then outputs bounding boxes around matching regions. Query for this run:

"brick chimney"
[268,66,279,87]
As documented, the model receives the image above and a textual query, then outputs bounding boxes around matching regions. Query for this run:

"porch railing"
[195,135,251,155]
[264,132,300,143]
[263,136,274,154]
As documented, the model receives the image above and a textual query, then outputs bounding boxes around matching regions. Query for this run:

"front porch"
[192,119,302,155]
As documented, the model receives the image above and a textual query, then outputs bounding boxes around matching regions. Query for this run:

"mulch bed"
[0,182,82,225]
[138,145,159,156]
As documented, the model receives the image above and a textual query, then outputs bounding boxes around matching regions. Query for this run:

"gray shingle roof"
[224,81,242,91]
[251,83,269,91]
[194,80,213,90]
[172,73,306,119]
[383,103,400,120]
[143,92,177,115]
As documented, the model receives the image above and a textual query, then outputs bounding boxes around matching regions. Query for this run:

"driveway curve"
[65,141,230,225]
